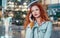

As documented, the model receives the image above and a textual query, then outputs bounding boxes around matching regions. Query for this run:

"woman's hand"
[29,14,34,28]
[29,14,34,22]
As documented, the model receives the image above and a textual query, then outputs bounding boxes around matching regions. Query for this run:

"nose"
[34,11,36,13]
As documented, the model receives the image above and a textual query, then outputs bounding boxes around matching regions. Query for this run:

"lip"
[35,14,38,16]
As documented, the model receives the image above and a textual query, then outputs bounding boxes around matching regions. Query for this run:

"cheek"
[32,10,40,16]
[37,10,40,14]
[37,11,40,16]
[37,13,40,17]
[32,13,40,16]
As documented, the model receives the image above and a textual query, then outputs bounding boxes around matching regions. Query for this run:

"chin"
[34,16,39,18]
[34,15,40,18]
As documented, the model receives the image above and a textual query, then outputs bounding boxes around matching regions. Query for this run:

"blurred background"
[0,0,60,38]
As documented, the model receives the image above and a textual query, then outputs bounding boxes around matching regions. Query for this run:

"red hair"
[24,3,49,29]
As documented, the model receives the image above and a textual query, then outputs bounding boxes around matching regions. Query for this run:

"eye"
[36,9,39,11]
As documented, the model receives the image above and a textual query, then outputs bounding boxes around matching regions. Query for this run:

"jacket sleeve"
[44,21,53,38]
[25,24,33,38]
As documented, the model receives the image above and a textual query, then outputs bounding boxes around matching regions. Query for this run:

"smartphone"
[31,15,34,20]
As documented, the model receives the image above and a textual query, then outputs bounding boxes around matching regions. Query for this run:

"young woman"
[24,1,53,38]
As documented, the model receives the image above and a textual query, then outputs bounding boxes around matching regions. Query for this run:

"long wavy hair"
[24,3,49,29]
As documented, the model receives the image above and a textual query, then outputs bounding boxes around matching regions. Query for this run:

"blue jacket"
[25,21,52,38]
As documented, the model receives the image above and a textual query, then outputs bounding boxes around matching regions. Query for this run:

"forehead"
[31,5,39,10]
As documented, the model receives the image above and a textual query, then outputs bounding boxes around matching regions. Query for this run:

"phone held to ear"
[29,14,34,22]
[31,15,34,20]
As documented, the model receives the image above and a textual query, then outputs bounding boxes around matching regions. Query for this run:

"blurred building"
[42,0,60,27]
[6,0,28,11]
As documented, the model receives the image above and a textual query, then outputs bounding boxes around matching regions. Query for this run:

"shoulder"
[46,21,52,24]
[43,21,52,26]
[46,21,53,27]
[26,23,31,29]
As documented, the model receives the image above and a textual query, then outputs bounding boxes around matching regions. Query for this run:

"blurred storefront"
[41,0,60,28]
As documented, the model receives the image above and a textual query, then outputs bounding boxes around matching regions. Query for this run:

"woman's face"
[31,5,40,18]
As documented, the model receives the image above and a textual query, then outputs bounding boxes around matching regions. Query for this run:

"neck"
[35,17,45,25]
[36,18,41,22]
[35,17,42,23]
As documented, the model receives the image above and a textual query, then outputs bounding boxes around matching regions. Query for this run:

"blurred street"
[0,23,60,38]
[0,23,25,38]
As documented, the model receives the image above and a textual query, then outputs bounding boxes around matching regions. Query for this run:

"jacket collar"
[34,21,46,26]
